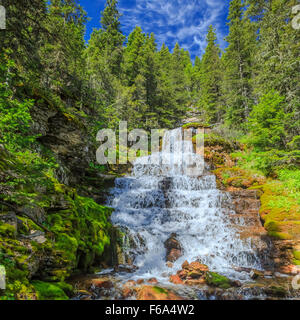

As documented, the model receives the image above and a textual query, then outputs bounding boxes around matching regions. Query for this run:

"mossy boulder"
[0,148,114,300]
[205,272,231,289]
[214,167,266,189]
[182,122,211,129]
[32,280,69,300]
[259,182,300,240]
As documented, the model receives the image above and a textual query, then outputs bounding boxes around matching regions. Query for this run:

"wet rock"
[124,280,136,287]
[185,279,206,286]
[250,269,264,280]
[166,261,173,268]
[21,231,47,244]
[122,281,136,299]
[189,261,209,272]
[264,271,273,277]
[137,279,144,285]
[205,272,232,289]
[137,286,185,300]
[177,269,189,279]
[164,233,182,262]
[114,264,138,273]
[264,285,287,298]
[122,287,135,299]
[169,274,184,285]
[91,278,113,289]
[167,249,182,263]
[147,278,158,284]
[230,280,242,287]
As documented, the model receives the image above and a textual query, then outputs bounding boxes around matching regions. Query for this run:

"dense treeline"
[0,0,299,172]
[0,0,299,301]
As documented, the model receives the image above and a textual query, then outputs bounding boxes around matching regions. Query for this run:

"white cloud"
[119,0,228,58]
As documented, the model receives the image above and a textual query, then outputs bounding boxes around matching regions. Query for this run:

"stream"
[108,127,263,282]
[72,127,299,300]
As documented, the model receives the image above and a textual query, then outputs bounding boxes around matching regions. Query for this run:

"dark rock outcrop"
[164,233,183,262]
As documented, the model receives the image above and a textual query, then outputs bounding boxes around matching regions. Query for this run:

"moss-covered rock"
[205,272,231,289]
[259,182,300,240]
[214,167,266,190]
[182,122,211,129]
[0,147,114,300]
[32,280,69,300]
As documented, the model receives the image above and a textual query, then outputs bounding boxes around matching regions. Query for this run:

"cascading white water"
[108,128,262,282]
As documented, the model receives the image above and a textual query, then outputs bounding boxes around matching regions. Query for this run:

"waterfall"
[108,128,262,282]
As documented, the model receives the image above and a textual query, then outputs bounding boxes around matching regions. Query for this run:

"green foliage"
[32,281,69,300]
[246,91,288,150]
[223,0,256,127]
[0,55,35,151]
[198,26,222,123]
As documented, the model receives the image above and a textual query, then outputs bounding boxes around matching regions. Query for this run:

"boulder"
[137,286,184,300]
[169,274,184,285]
[91,278,113,289]
[250,269,264,280]
[164,233,183,262]
[147,277,158,284]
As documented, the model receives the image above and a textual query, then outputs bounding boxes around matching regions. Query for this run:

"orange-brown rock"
[184,278,206,286]
[137,286,184,300]
[167,248,182,263]
[137,279,145,285]
[182,260,189,269]
[169,274,184,285]
[136,279,145,284]
[91,279,113,289]
[189,261,209,272]
[124,280,136,287]
[164,233,183,262]
[122,287,135,299]
[148,277,158,284]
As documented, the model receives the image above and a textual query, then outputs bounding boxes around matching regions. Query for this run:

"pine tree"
[41,0,87,95]
[86,0,125,108]
[223,0,256,128]
[122,26,146,85]
[199,25,222,123]
[247,0,300,147]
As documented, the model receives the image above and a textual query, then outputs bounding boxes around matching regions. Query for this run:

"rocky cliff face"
[0,96,120,300]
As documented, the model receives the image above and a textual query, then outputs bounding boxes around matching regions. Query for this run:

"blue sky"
[80,0,230,60]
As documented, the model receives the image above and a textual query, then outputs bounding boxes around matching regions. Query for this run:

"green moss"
[214,167,266,189]
[205,272,231,289]
[32,280,69,300]
[17,216,42,235]
[267,231,293,240]
[292,259,300,265]
[0,223,16,238]
[293,251,300,260]
[153,286,168,295]
[204,133,235,152]
[54,282,74,296]
[259,181,300,240]
[183,122,210,129]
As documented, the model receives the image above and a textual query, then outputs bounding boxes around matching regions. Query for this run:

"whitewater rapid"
[107,128,262,282]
